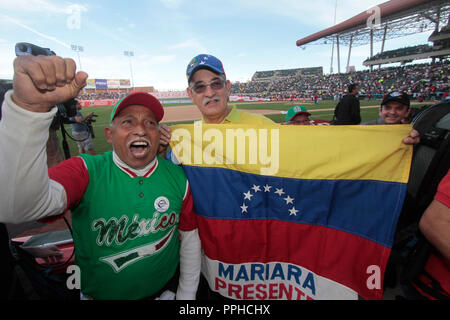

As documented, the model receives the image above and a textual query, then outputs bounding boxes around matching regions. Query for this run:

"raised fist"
[11,55,88,113]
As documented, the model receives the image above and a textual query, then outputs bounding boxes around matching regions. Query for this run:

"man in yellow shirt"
[158,54,274,150]
[158,54,421,300]
[158,55,275,299]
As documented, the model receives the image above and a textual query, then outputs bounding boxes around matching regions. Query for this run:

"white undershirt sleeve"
[177,228,202,300]
[0,90,67,224]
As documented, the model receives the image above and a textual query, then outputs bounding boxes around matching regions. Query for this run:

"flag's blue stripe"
[183,165,406,248]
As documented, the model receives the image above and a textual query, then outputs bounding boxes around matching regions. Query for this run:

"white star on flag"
[241,184,298,217]
[251,185,261,192]
[243,191,253,200]
[284,195,294,204]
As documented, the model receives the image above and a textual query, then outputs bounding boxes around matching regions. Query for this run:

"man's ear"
[104,126,113,145]
[226,80,231,96]
[378,105,383,116]
[187,86,193,101]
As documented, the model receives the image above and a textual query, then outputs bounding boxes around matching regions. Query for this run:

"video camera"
[85,113,98,139]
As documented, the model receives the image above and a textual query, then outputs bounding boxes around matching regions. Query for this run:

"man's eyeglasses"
[190,79,226,94]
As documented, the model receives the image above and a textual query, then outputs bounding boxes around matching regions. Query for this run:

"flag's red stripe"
[197,217,389,300]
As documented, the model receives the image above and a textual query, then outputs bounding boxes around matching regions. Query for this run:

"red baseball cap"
[110,91,164,123]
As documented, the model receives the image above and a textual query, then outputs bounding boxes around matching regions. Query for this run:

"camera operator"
[69,100,96,155]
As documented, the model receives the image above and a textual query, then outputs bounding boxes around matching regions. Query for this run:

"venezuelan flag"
[170,123,412,300]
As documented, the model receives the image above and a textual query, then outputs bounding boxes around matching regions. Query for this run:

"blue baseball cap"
[186,54,226,83]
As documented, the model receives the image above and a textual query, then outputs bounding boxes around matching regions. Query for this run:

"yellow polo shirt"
[197,105,276,125]
[169,106,276,163]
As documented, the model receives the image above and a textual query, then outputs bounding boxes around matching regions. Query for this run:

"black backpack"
[399,101,450,231]
[387,101,450,298]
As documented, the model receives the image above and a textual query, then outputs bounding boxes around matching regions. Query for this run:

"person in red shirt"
[404,170,450,299]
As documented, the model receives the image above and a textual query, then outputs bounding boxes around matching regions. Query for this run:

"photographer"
[69,100,96,155]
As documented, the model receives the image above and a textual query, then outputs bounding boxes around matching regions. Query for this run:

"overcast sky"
[0,0,434,90]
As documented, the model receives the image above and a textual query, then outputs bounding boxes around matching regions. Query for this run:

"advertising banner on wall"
[85,79,96,89]
[107,79,120,89]
[95,79,108,89]
[120,79,131,88]
[151,91,188,98]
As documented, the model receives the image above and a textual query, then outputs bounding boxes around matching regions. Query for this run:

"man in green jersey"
[0,54,200,300]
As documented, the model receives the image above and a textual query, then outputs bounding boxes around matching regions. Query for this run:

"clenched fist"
[11,55,88,113]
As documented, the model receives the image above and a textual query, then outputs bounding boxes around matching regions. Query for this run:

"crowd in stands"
[74,61,449,103]
[253,70,275,80]
[365,45,434,63]
[230,60,450,101]
[252,67,323,81]
[77,91,128,101]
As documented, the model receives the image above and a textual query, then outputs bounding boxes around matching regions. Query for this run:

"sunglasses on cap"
[190,79,226,94]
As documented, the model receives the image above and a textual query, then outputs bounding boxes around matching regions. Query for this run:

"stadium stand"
[72,61,448,104]
[365,45,434,63]
[231,60,449,101]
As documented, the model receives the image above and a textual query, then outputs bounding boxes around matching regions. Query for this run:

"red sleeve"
[178,184,198,231]
[435,169,450,208]
[48,156,90,210]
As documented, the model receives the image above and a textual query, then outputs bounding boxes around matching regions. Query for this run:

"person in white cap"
[0,54,200,300]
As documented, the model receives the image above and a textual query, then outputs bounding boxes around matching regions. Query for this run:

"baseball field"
[57,99,428,157]
[20,99,427,238]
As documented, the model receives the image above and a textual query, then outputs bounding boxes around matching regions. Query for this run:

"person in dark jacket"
[332,83,361,125]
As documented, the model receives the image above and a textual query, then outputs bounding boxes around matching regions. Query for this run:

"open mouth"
[129,140,150,157]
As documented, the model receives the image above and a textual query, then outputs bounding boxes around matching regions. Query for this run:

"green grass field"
[56,100,425,158]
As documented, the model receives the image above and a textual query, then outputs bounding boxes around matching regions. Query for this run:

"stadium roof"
[296,0,450,47]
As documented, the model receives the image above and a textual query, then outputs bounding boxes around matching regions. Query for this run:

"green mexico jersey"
[72,152,187,299]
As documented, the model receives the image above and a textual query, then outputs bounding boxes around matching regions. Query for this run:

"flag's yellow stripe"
[169,123,413,183]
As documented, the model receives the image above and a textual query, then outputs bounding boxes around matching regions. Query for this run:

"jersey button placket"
[139,180,144,198]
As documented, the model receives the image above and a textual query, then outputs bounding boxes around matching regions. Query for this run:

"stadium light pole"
[71,44,84,94]
[124,50,135,92]
[71,44,83,70]
[336,35,341,74]
[330,0,338,74]
[346,35,353,73]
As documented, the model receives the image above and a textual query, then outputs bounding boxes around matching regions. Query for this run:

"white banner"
[202,257,357,300]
